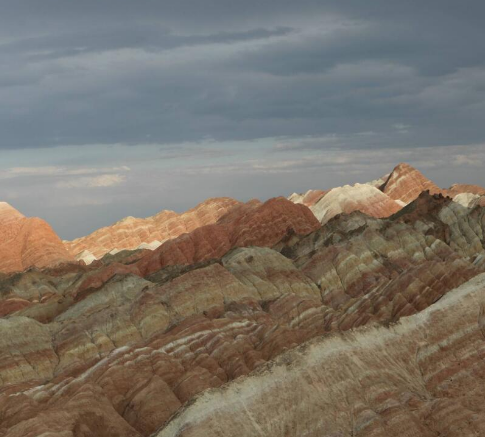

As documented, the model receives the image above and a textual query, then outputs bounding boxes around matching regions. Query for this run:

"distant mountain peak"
[379,162,443,204]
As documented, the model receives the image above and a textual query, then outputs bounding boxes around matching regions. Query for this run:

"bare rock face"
[64,197,246,261]
[310,183,402,224]
[288,164,485,225]
[380,162,444,204]
[156,273,485,437]
[1,165,485,437]
[2,191,485,437]
[452,192,481,207]
[448,184,485,209]
[0,202,73,273]
[288,189,328,207]
[448,183,485,197]
[134,196,320,277]
[64,162,485,267]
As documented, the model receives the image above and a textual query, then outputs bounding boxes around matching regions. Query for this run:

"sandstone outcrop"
[157,272,485,437]
[64,163,485,267]
[0,202,73,273]
[289,164,485,228]
[109,196,320,280]
[64,197,246,262]
[288,189,328,207]
[2,190,485,436]
[448,183,485,197]
[379,162,444,204]
[1,163,485,436]
[309,183,402,224]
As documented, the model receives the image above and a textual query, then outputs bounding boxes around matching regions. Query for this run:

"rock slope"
[0,202,73,273]
[379,162,444,204]
[1,192,485,436]
[63,163,485,266]
[64,197,247,262]
[309,183,402,224]
[157,272,485,437]
[289,163,485,225]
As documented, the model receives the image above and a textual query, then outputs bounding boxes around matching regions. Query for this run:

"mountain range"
[1,162,485,437]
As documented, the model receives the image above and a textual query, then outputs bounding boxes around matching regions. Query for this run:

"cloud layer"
[0,1,484,149]
[0,1,483,237]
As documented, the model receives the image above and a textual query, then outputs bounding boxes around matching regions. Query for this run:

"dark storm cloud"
[0,0,484,150]
[0,27,294,61]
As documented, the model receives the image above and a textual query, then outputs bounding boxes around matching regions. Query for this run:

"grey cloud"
[0,1,484,149]
[1,26,294,61]
[0,1,484,238]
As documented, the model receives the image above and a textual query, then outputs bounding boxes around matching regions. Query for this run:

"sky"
[0,1,484,239]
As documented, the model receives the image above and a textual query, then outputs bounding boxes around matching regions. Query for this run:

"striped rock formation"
[448,183,485,197]
[70,197,321,294]
[289,164,485,226]
[0,202,73,273]
[309,183,402,225]
[288,189,328,207]
[1,192,485,436]
[64,197,249,262]
[62,163,485,268]
[379,163,444,204]
[157,272,485,437]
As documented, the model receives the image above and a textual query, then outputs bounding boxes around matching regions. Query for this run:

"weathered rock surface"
[310,183,402,224]
[64,163,485,267]
[448,183,485,197]
[289,163,485,226]
[379,163,444,204]
[288,189,328,207]
[64,197,247,261]
[0,202,73,273]
[1,163,485,436]
[133,196,320,277]
[2,191,485,436]
[452,192,481,207]
[157,272,485,437]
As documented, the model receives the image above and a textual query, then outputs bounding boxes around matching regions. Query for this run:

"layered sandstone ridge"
[1,164,484,435]
[0,202,73,273]
[1,193,485,436]
[60,197,321,295]
[62,162,485,267]
[289,163,485,226]
[288,189,327,207]
[309,183,402,225]
[64,197,247,262]
[380,162,444,203]
[158,272,485,437]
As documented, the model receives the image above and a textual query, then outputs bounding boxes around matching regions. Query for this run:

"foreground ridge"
[1,185,485,436]
[156,272,485,436]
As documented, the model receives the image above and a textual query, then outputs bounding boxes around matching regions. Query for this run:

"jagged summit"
[0,202,73,273]
[379,162,443,204]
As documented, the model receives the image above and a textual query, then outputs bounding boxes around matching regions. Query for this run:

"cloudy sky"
[0,1,484,239]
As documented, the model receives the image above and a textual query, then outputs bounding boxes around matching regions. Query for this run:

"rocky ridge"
[60,162,485,267]
[0,202,73,273]
[64,197,248,263]
[289,162,485,225]
[1,164,485,436]
[157,272,485,437]
[1,188,485,436]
